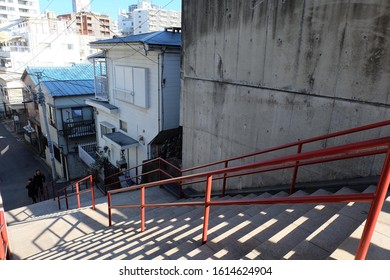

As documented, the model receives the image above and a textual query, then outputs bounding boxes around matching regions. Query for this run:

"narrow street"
[0,119,50,211]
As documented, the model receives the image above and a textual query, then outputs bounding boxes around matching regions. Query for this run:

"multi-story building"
[0,0,40,23]
[72,0,90,13]
[118,0,181,36]
[57,11,111,38]
[0,16,88,72]
[22,64,96,180]
[84,28,182,187]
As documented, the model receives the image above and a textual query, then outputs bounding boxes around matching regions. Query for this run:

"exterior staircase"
[3,120,390,260]
[5,184,390,260]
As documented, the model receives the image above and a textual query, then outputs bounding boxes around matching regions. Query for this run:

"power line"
[13,0,97,72]
[87,0,179,64]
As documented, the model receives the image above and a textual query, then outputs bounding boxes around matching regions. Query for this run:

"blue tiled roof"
[91,30,181,47]
[26,64,94,85]
[42,80,95,97]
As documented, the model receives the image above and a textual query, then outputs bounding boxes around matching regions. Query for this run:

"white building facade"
[0,0,40,23]
[86,29,182,181]
[118,1,181,36]
[0,15,101,72]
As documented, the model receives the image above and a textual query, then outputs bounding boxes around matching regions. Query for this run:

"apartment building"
[118,0,181,36]
[0,0,39,23]
[58,11,111,38]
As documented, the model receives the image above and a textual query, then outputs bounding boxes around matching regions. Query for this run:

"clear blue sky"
[39,0,182,19]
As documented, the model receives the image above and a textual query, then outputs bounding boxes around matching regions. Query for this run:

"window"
[71,108,82,121]
[67,44,73,50]
[54,145,61,162]
[119,120,127,132]
[49,105,56,127]
[100,122,115,138]
[113,65,148,108]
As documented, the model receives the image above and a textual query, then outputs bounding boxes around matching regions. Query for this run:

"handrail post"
[202,175,213,245]
[107,192,112,227]
[76,182,81,209]
[355,148,390,260]
[222,161,228,197]
[136,166,139,185]
[65,188,69,210]
[290,143,303,194]
[141,186,145,232]
[0,211,11,260]
[90,175,95,210]
[57,190,61,210]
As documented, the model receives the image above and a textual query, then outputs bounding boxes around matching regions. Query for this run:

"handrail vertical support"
[90,175,95,210]
[290,143,302,194]
[107,192,112,227]
[0,211,11,260]
[136,166,139,185]
[355,148,390,260]
[141,186,145,232]
[57,191,61,210]
[222,161,228,197]
[202,175,213,245]
[76,182,81,209]
[65,188,69,209]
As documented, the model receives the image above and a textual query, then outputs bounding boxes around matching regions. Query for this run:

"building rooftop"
[23,64,95,97]
[25,64,94,85]
[91,29,181,47]
[41,80,94,97]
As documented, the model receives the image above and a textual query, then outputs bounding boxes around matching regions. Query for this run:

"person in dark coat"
[33,169,46,198]
[25,178,37,203]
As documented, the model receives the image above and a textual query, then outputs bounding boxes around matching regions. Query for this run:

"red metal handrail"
[102,121,390,197]
[56,175,95,210]
[0,211,11,260]
[104,157,181,182]
[107,136,390,260]
[181,120,390,195]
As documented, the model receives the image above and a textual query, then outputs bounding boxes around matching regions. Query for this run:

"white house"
[85,27,182,181]
[0,72,25,122]
[22,64,96,181]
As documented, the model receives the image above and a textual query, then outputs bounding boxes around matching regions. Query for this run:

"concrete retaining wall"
[181,0,390,192]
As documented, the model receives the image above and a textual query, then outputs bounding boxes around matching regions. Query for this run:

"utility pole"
[37,72,57,182]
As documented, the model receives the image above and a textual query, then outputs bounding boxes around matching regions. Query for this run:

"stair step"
[7,183,389,260]
[278,187,373,260]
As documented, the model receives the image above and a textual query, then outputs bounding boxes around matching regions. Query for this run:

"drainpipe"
[157,52,162,133]
[36,73,57,182]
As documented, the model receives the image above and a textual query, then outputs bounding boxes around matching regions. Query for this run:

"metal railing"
[106,122,390,260]
[56,175,95,210]
[94,76,109,100]
[0,211,11,260]
[62,120,96,139]
[103,157,182,194]
[181,120,390,195]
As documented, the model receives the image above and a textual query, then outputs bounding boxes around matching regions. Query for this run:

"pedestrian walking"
[33,169,46,199]
[25,178,37,203]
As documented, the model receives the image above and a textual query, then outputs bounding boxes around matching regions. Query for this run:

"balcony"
[78,142,98,167]
[94,75,109,100]
[62,120,96,139]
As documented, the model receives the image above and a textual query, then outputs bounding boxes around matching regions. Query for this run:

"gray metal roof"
[103,132,139,149]
[42,80,94,97]
[26,64,94,85]
[91,30,181,47]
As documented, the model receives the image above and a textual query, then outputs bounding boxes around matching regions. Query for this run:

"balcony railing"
[94,75,109,100]
[62,120,95,139]
[78,142,98,167]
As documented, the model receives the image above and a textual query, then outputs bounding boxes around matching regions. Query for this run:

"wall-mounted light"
[138,135,145,145]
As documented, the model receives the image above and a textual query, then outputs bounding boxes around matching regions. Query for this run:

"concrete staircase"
[4,185,390,260]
